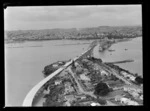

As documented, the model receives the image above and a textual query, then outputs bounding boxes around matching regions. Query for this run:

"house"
[121,71,128,77]
[55,80,61,85]
[80,74,90,81]
[101,70,109,76]
[91,102,101,106]
[120,97,129,103]
[52,64,59,67]
[140,95,143,100]
[130,91,139,98]
[127,101,139,105]
[120,97,139,105]
[64,82,74,94]
[130,76,136,81]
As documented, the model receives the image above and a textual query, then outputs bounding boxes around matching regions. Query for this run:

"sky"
[4,5,142,31]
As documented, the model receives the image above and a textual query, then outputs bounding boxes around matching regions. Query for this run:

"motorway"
[22,40,98,106]
[23,40,141,106]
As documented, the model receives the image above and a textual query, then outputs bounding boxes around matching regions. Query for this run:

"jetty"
[105,60,134,64]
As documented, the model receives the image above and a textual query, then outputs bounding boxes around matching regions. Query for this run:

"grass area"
[101,89,125,100]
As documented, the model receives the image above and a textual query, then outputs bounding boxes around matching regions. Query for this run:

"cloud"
[4,5,142,30]
[5,6,93,22]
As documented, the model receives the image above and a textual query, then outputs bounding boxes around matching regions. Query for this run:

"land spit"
[23,38,143,106]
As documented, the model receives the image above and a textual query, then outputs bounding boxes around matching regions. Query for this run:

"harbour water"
[94,37,142,76]
[5,37,142,106]
[5,40,92,106]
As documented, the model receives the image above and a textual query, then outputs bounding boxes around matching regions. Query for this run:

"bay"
[94,37,142,76]
[5,40,92,106]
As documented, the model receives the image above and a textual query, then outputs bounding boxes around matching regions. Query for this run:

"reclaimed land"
[40,39,143,106]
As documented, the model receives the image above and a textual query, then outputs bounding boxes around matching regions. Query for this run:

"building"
[140,95,143,100]
[64,95,75,106]
[130,91,139,98]
[80,74,91,81]
[91,102,101,106]
[123,87,142,94]
[55,80,61,85]
[121,71,136,81]
[101,70,109,76]
[127,101,139,105]
[115,96,139,105]
[130,76,136,81]
[121,71,128,77]
[64,82,74,94]
[120,98,139,105]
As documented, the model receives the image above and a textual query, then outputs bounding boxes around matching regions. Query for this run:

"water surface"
[5,37,142,106]
[94,37,142,76]
[5,40,92,106]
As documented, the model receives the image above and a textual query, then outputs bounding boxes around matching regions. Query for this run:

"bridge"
[22,39,141,106]
[22,40,98,106]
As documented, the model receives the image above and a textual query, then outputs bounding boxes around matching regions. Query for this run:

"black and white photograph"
[4,5,143,106]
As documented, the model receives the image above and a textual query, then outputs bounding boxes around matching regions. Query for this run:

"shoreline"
[4,36,142,44]
[23,38,143,106]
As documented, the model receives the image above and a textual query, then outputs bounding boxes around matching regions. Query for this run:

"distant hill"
[5,26,142,43]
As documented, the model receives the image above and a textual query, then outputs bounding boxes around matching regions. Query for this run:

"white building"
[74,62,80,67]
[140,95,143,100]
[121,71,135,81]
[130,91,139,98]
[52,64,59,67]
[120,98,129,103]
[80,74,90,81]
[120,98,139,105]
[130,76,136,81]
[91,102,101,106]
[101,70,109,76]
[124,87,136,92]
[121,71,128,77]
[55,80,61,85]
[127,101,139,105]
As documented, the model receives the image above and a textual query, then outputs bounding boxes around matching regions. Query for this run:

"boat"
[108,49,115,52]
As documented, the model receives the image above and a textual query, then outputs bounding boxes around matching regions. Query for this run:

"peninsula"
[23,39,143,106]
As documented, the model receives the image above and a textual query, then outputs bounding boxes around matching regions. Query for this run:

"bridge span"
[22,40,98,106]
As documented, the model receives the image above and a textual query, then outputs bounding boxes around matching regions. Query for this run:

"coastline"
[22,37,143,106]
[4,36,141,44]
[40,40,142,106]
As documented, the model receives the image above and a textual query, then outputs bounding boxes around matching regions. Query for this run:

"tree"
[135,76,143,84]
[43,61,66,77]
[94,82,111,96]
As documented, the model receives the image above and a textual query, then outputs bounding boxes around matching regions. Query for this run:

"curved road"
[22,40,98,106]
[23,40,141,106]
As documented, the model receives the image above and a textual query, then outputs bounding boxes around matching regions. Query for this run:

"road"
[67,66,117,106]
[67,41,142,105]
[101,63,142,90]
[67,67,97,98]
[23,39,141,106]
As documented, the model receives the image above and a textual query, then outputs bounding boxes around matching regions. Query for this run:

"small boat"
[108,49,115,52]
